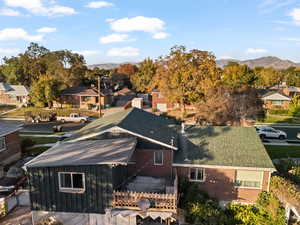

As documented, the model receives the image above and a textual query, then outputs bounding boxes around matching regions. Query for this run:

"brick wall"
[0,132,22,166]
[175,166,270,203]
[264,100,290,110]
[54,95,113,108]
[128,149,173,178]
[151,92,173,111]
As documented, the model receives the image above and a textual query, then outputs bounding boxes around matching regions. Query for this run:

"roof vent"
[170,137,175,146]
[150,130,154,134]
[181,123,185,134]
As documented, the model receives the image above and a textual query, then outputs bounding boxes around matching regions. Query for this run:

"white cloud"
[0,28,43,42]
[219,56,234,60]
[100,33,134,44]
[105,18,114,22]
[280,37,300,41]
[107,46,139,57]
[152,32,169,39]
[0,48,20,55]
[85,1,114,8]
[74,50,100,56]
[245,48,268,54]
[3,0,76,17]
[0,8,21,16]
[259,0,295,13]
[37,27,57,33]
[290,8,300,26]
[109,16,166,33]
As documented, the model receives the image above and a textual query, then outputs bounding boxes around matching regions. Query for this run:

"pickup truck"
[56,113,89,123]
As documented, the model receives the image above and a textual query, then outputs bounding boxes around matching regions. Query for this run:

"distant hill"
[216,56,300,69]
[88,62,139,70]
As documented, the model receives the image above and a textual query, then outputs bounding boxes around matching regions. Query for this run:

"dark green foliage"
[268,109,290,115]
[21,137,36,151]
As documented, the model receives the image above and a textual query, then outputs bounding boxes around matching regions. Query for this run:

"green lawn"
[24,146,50,157]
[258,115,300,124]
[265,145,300,159]
[21,136,59,144]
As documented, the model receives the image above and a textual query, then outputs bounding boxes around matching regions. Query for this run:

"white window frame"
[154,151,164,166]
[234,171,263,189]
[189,168,205,182]
[58,172,85,193]
[0,137,6,152]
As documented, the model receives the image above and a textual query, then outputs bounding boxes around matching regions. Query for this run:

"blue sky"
[1,0,300,64]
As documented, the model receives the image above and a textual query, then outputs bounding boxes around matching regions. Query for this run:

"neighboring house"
[282,86,300,98]
[53,86,113,109]
[25,108,275,225]
[0,125,22,168]
[113,87,136,107]
[261,91,291,109]
[0,82,29,106]
[151,89,179,112]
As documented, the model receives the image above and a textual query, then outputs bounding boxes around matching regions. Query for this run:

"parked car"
[255,126,287,139]
[56,113,89,123]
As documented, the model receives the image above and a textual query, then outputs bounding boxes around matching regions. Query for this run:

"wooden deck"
[112,191,177,213]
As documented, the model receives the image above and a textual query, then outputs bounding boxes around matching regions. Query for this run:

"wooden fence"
[112,191,177,213]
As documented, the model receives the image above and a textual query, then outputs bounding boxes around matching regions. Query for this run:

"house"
[25,108,275,225]
[0,82,29,106]
[53,86,113,109]
[151,89,179,112]
[261,91,291,109]
[282,86,300,98]
[0,124,22,169]
[113,87,136,107]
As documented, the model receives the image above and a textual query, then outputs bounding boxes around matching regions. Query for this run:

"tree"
[222,62,257,88]
[30,76,61,107]
[156,45,220,115]
[131,58,157,92]
[256,67,284,87]
[196,86,264,125]
[289,95,300,116]
[116,63,138,76]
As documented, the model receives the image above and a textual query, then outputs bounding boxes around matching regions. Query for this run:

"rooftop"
[261,91,291,101]
[0,82,28,96]
[174,126,275,170]
[26,138,137,167]
[0,124,21,137]
[61,86,112,96]
[67,108,178,149]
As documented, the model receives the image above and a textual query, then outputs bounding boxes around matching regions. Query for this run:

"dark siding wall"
[112,165,128,190]
[28,165,113,214]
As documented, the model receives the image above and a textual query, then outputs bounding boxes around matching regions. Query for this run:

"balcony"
[112,176,178,213]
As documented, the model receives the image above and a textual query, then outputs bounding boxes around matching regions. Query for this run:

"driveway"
[0,207,32,225]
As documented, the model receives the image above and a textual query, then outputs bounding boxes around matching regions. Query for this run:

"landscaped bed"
[265,145,300,159]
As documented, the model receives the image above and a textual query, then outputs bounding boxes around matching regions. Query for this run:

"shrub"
[36,216,63,225]
[21,137,36,151]
[268,109,290,115]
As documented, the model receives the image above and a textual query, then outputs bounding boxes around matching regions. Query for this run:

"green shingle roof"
[67,108,178,149]
[174,126,275,169]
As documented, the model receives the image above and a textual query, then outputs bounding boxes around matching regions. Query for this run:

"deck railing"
[112,191,177,213]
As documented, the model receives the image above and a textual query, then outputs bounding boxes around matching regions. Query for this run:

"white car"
[255,126,287,140]
[56,113,89,123]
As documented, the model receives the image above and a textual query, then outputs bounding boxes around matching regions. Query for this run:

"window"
[59,172,85,192]
[154,152,163,165]
[0,137,6,152]
[189,168,205,182]
[271,100,282,106]
[235,170,263,189]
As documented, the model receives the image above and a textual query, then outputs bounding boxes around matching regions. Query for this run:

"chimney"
[181,123,185,134]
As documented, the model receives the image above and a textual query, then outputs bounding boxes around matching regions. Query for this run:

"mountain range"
[88,56,300,70]
[216,56,300,69]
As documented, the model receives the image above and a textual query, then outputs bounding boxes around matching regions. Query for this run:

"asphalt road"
[0,120,87,133]
[271,126,300,140]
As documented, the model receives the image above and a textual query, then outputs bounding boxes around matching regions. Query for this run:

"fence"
[0,190,30,218]
[112,191,177,213]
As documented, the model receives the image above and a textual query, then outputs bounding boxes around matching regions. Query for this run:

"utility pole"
[98,76,102,118]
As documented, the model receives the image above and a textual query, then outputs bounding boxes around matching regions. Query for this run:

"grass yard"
[25,146,50,157]
[0,106,99,118]
[258,115,300,124]
[21,136,59,144]
[265,145,300,159]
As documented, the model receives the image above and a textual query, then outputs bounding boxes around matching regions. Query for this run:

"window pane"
[154,152,163,165]
[73,174,84,189]
[236,171,263,188]
[190,168,196,180]
[60,173,72,188]
[196,169,203,181]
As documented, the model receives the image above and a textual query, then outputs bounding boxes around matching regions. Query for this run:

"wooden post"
[98,76,102,118]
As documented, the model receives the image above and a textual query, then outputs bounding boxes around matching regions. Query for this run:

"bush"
[21,137,36,151]
[36,216,63,225]
[268,109,290,115]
